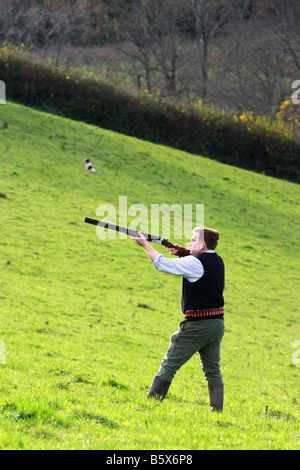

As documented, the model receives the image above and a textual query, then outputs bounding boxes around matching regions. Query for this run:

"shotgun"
[84,217,190,257]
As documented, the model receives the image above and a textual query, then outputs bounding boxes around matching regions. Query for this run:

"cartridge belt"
[185,307,224,320]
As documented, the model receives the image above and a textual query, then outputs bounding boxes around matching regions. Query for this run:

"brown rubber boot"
[208,383,224,412]
[148,376,171,401]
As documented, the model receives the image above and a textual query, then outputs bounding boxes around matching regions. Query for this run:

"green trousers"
[156,318,225,385]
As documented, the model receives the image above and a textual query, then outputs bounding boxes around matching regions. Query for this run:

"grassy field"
[0,101,299,450]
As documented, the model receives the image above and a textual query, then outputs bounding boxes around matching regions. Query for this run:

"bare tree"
[212,0,291,115]
[189,0,234,102]
[110,0,156,92]
[146,0,187,97]
[0,0,38,46]
[111,0,190,98]
[266,0,300,72]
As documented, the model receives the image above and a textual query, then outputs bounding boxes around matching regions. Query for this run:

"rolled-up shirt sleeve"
[153,254,204,282]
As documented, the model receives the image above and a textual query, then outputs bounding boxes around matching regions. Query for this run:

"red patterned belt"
[185,308,224,319]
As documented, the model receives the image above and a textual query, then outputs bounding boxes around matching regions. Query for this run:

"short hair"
[193,227,220,250]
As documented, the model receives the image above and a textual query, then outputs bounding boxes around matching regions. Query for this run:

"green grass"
[0,101,299,450]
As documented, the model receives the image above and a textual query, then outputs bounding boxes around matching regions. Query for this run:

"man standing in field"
[133,227,225,412]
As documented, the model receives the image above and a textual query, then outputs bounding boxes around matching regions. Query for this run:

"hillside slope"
[0,102,299,450]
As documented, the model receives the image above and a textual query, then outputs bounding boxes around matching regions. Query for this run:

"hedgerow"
[0,53,299,183]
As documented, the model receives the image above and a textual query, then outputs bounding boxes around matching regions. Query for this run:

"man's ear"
[202,241,208,251]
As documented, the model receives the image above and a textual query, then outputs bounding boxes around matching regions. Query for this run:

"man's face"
[189,232,205,255]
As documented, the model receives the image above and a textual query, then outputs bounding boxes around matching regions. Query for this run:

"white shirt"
[153,250,216,283]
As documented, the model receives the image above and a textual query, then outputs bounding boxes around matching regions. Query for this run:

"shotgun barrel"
[84,217,190,257]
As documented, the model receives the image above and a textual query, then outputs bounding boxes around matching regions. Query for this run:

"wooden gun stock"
[160,239,191,257]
